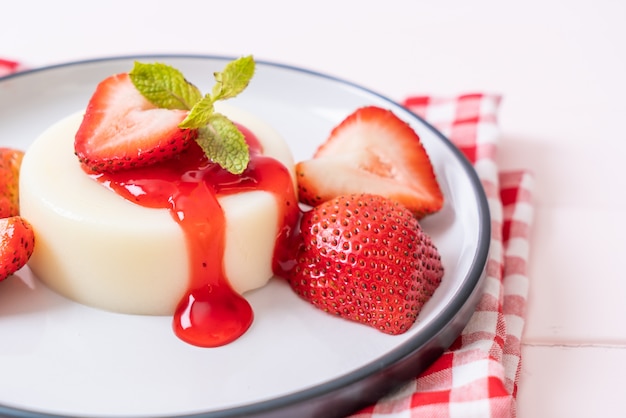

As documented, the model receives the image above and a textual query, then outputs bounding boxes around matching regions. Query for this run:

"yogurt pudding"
[20,104,299,347]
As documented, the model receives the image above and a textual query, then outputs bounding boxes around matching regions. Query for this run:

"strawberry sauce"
[88,125,298,347]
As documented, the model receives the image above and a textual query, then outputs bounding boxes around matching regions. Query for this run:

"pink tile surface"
[518,345,626,417]
[523,207,626,344]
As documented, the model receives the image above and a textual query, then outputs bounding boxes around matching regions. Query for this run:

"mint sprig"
[129,56,256,174]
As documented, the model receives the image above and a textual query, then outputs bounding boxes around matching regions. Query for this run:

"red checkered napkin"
[1,61,533,418]
[350,94,534,418]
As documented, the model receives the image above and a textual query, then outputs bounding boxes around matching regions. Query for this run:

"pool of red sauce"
[86,125,299,347]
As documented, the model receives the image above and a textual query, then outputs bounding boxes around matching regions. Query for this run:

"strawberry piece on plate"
[296,106,444,218]
[287,193,444,335]
[0,147,24,218]
[0,216,35,281]
[74,73,196,173]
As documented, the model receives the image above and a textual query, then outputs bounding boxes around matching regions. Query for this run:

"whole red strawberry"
[286,193,444,335]
[0,147,24,218]
[0,216,35,281]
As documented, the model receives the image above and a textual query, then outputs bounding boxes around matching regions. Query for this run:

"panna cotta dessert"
[20,106,295,311]
[20,57,300,347]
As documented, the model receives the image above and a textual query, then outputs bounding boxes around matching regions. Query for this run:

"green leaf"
[179,94,215,129]
[129,62,202,110]
[129,57,256,174]
[211,55,255,101]
[196,113,250,174]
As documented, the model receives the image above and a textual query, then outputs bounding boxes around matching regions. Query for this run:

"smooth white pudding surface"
[19,105,295,315]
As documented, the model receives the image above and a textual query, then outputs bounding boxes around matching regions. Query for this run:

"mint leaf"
[130,56,256,174]
[211,55,255,101]
[179,94,215,129]
[196,113,249,175]
[129,62,202,110]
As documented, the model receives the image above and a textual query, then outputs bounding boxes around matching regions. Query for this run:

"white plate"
[0,55,489,418]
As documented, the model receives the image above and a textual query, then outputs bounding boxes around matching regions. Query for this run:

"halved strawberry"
[74,73,196,173]
[296,106,444,218]
[0,216,35,281]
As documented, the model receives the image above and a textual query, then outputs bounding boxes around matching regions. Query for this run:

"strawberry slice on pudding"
[74,73,196,173]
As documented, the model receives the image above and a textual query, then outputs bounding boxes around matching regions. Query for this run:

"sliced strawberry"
[285,194,444,335]
[296,106,444,218]
[74,73,196,173]
[0,147,24,218]
[0,216,35,281]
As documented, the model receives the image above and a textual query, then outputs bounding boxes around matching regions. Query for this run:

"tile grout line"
[522,342,626,350]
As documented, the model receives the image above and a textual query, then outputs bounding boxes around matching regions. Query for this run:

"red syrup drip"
[88,125,299,347]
